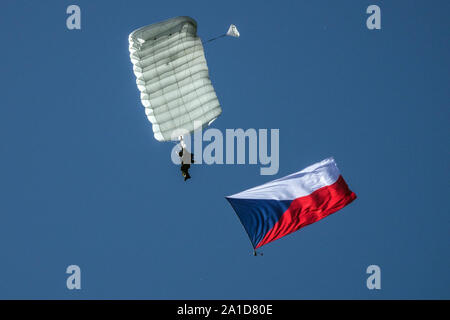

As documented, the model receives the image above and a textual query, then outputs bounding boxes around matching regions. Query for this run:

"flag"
[226,158,357,249]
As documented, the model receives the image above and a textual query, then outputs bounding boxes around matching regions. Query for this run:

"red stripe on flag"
[255,175,357,249]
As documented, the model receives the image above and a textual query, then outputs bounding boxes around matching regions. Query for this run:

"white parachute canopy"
[128,17,222,142]
[226,24,240,38]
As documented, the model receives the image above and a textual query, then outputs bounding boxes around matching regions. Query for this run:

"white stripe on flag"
[227,158,340,201]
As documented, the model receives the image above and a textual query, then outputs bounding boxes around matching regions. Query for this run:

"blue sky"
[0,0,448,299]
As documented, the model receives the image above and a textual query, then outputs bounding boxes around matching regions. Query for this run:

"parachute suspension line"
[204,33,227,44]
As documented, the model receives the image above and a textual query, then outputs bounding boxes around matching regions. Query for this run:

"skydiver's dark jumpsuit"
[179,148,194,181]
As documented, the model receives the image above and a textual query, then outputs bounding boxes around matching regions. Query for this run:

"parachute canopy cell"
[128,16,222,142]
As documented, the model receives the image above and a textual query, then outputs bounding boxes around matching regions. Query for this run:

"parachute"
[226,24,240,38]
[128,16,222,142]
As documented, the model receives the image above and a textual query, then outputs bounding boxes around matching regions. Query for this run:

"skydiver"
[178,147,194,181]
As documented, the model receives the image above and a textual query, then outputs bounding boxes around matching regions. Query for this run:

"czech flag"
[226,158,357,249]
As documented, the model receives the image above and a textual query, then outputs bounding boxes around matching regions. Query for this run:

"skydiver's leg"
[184,167,191,181]
[181,164,188,179]
[181,164,191,181]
